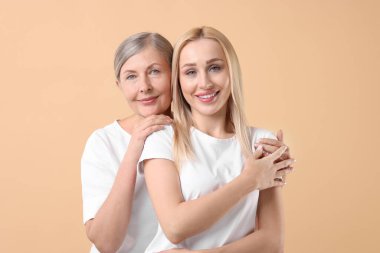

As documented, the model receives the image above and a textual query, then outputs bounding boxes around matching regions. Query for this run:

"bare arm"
[161,188,284,253]
[160,130,292,253]
[84,115,171,253]
[144,144,292,244]
[207,187,284,253]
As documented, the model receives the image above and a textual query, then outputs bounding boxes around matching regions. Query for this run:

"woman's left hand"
[254,130,295,184]
[255,129,292,162]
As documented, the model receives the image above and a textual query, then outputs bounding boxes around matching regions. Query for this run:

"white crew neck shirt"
[81,121,157,253]
[139,125,275,252]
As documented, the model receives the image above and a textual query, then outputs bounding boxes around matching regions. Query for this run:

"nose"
[139,74,153,93]
[198,71,213,89]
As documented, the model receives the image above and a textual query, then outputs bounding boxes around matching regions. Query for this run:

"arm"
[161,188,284,253]
[83,115,171,253]
[161,130,292,253]
[144,143,292,244]
[205,131,290,253]
[206,187,284,253]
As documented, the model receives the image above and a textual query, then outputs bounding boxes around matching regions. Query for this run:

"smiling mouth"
[195,91,220,102]
[138,96,158,104]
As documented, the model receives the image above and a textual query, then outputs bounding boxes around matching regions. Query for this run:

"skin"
[162,131,291,253]
[84,46,173,253]
[144,38,295,252]
[84,40,294,253]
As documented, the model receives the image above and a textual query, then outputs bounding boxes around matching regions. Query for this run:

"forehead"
[179,38,226,64]
[122,46,167,70]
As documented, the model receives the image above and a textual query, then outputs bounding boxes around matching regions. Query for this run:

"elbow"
[162,222,187,244]
[166,234,185,245]
[85,224,122,253]
[92,243,120,253]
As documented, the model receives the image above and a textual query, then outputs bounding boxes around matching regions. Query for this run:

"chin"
[139,108,162,117]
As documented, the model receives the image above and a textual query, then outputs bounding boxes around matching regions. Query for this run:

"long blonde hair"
[172,26,252,167]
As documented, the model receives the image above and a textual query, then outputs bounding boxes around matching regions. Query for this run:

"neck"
[191,106,233,139]
[117,114,145,134]
[119,108,172,134]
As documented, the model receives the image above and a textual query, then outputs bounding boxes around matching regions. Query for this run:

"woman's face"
[117,46,172,117]
[178,38,230,119]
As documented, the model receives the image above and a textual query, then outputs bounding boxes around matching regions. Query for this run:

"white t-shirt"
[81,121,157,253]
[139,125,275,252]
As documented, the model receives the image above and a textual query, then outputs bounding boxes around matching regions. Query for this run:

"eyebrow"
[180,58,224,69]
[122,63,161,75]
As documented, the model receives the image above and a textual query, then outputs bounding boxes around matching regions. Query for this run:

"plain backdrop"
[1,0,379,252]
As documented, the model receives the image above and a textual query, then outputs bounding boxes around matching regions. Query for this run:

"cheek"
[180,83,192,99]
[158,79,172,97]
[121,85,137,101]
[179,77,194,95]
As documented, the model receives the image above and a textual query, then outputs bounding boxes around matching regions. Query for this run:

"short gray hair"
[114,32,173,80]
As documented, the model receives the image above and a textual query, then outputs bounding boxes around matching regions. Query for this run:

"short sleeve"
[81,131,116,224]
[251,127,277,148]
[138,125,174,174]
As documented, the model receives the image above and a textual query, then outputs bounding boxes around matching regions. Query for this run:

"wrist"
[236,172,259,194]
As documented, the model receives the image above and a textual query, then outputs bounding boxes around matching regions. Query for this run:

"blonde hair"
[172,26,252,166]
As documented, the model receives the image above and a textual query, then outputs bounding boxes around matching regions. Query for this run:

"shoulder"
[85,121,129,147]
[146,124,174,143]
[82,121,129,161]
[249,126,277,142]
[139,125,174,173]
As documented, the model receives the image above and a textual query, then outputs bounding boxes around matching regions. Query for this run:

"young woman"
[140,27,295,253]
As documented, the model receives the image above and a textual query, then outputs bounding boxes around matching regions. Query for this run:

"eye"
[150,69,160,75]
[126,74,137,80]
[209,64,221,72]
[185,69,196,76]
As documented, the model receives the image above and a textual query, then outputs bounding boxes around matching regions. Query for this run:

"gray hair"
[114,32,173,80]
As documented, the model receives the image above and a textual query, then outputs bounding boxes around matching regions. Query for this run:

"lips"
[138,96,158,105]
[195,91,219,103]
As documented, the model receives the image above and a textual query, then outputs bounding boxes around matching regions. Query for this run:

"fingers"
[253,145,264,159]
[142,124,166,138]
[141,115,172,129]
[132,115,172,141]
[136,115,172,134]
[274,158,296,171]
[273,178,286,187]
[277,129,284,142]
[267,145,288,162]
[256,138,282,147]
[275,167,293,178]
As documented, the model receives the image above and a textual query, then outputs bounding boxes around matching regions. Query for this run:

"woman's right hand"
[241,145,295,191]
[127,115,172,157]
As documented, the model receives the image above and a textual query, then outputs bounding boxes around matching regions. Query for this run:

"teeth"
[199,92,216,99]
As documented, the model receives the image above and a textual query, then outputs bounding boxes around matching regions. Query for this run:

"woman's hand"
[255,129,292,162]
[127,115,172,158]
[254,130,295,184]
[241,140,295,191]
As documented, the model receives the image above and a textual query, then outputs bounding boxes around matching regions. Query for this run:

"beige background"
[1,0,379,252]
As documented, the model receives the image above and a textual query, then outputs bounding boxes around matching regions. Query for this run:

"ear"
[115,79,120,87]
